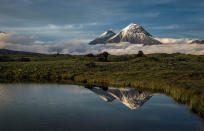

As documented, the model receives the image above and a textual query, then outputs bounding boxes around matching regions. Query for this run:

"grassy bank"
[0,53,204,118]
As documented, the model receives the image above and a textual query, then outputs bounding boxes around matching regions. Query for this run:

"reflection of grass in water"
[140,81,204,119]
[0,53,204,118]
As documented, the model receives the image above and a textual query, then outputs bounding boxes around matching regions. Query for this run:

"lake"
[0,84,203,131]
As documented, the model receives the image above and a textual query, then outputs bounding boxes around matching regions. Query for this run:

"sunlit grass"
[0,53,204,118]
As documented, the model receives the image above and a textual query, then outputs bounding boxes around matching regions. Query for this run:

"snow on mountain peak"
[89,23,162,45]
[99,30,115,38]
[121,23,151,37]
[89,30,116,45]
[123,23,140,31]
[106,23,162,45]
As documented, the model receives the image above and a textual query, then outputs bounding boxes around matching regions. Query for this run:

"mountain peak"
[122,23,151,37]
[89,30,116,45]
[107,29,114,33]
[89,24,162,45]
[124,23,140,29]
[99,30,115,38]
[107,23,161,45]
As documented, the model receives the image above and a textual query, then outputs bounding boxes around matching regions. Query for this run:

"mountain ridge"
[0,31,6,34]
[0,49,41,55]
[89,30,116,45]
[89,23,162,45]
[190,39,204,44]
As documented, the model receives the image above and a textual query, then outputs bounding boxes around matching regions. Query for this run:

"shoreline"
[0,53,204,118]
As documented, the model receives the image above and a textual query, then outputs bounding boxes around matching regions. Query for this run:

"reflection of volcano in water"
[91,87,115,102]
[86,86,152,110]
[108,88,152,109]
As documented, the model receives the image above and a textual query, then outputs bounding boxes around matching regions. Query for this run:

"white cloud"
[152,24,179,30]
[1,23,99,32]
[75,42,204,55]
[2,24,77,32]
[200,17,204,22]
[0,32,17,48]
[1,33,204,55]
[155,37,193,44]
[0,23,100,42]
[46,24,75,30]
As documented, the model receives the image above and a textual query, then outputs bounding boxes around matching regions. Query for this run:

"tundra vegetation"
[0,51,204,118]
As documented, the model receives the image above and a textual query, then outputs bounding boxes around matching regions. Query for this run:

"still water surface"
[0,84,203,131]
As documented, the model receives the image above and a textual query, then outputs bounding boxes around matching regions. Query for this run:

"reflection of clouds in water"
[149,103,179,108]
[145,115,161,121]
[56,85,92,94]
[68,87,91,94]
[43,85,92,94]
[1,33,204,55]
[0,84,5,96]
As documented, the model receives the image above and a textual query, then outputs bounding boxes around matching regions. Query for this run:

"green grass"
[0,53,204,118]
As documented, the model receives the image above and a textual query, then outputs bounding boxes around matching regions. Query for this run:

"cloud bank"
[0,32,204,55]
[155,37,193,44]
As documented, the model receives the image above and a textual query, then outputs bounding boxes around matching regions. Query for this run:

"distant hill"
[0,31,40,55]
[0,49,40,55]
[0,31,5,34]
[190,40,204,44]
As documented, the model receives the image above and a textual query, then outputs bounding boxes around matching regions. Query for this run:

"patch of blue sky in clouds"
[0,0,203,42]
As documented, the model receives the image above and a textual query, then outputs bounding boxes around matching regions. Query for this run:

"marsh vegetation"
[0,52,204,118]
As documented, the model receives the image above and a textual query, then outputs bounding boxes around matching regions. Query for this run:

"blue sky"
[0,0,204,42]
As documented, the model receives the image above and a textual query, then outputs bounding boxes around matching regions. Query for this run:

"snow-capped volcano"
[107,23,162,45]
[89,30,116,45]
[89,23,162,45]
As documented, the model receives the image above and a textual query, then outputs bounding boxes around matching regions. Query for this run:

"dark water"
[0,84,203,131]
